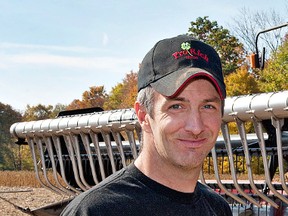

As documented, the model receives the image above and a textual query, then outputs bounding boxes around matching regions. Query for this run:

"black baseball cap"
[138,35,226,100]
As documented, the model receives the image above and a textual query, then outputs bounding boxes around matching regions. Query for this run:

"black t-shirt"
[61,163,232,216]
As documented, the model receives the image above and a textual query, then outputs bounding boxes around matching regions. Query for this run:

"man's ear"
[134,101,152,132]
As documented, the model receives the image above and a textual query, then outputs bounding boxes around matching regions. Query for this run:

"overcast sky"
[0,0,287,112]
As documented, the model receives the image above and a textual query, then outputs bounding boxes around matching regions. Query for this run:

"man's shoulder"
[76,165,134,198]
[197,182,232,215]
[197,182,220,196]
[198,183,229,208]
[197,182,225,201]
[60,164,139,215]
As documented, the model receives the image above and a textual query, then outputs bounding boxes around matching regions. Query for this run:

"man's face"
[146,78,222,171]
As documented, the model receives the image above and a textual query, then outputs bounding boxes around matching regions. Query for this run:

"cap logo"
[172,42,209,62]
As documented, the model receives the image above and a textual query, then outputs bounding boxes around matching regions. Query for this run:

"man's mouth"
[177,137,207,148]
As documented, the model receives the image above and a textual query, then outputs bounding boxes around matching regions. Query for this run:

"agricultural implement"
[9,23,288,216]
[9,90,288,215]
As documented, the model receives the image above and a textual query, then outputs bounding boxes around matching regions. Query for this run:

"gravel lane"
[0,186,72,215]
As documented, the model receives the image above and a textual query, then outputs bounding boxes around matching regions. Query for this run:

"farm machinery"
[9,23,288,215]
[10,90,288,215]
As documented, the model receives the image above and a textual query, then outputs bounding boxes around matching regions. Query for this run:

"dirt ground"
[0,186,72,216]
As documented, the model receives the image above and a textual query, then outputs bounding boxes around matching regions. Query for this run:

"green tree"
[52,103,67,117]
[104,71,137,110]
[105,83,124,110]
[0,102,23,170]
[188,16,245,75]
[22,104,55,121]
[257,35,288,92]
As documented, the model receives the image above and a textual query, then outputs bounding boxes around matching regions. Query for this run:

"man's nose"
[184,111,205,136]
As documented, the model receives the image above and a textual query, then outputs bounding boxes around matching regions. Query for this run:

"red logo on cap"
[172,42,209,62]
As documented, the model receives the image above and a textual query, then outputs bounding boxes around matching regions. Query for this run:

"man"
[61,35,232,215]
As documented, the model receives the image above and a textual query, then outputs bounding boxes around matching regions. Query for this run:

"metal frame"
[10,90,288,214]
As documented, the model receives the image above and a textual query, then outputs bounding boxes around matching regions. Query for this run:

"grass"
[0,170,61,187]
[0,170,284,188]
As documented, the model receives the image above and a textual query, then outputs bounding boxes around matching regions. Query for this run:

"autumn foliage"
[104,71,137,110]
[66,86,108,110]
[2,16,288,172]
[64,71,138,111]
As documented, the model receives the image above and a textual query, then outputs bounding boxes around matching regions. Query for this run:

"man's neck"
[134,152,201,193]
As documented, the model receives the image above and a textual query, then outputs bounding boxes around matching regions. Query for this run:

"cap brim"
[150,67,224,100]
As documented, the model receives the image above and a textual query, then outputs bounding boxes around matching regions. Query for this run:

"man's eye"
[203,104,216,110]
[169,104,182,110]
